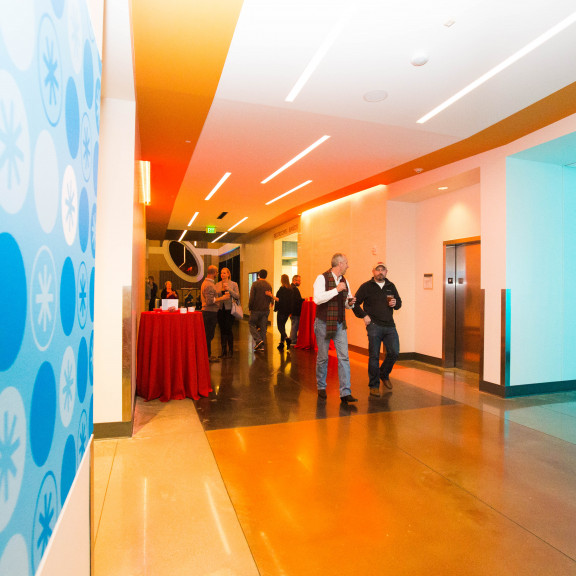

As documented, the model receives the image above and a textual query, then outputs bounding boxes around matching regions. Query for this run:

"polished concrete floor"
[94,320,576,575]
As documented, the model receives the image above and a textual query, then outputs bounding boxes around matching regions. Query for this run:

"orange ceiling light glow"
[265,180,312,205]
[205,172,231,200]
[261,136,330,184]
[139,161,151,205]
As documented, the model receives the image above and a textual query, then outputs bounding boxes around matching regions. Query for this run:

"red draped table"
[294,300,336,351]
[295,300,318,350]
[137,311,211,401]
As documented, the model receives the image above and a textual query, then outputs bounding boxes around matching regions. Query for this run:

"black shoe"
[369,387,380,397]
[381,378,393,390]
[277,342,284,351]
[209,356,220,363]
[317,389,327,399]
[340,395,358,403]
[286,338,292,348]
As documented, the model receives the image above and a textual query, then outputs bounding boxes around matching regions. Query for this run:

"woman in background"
[273,274,293,351]
[160,280,178,300]
[215,268,240,358]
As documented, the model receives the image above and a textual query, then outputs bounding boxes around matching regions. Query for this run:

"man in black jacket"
[289,275,304,347]
[353,262,402,396]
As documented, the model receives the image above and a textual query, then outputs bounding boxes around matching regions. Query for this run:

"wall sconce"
[139,160,151,205]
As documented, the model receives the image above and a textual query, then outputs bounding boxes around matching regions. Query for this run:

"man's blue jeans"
[367,323,399,388]
[314,319,351,397]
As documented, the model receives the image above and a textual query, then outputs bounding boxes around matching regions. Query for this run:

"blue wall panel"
[0,0,100,573]
[562,166,576,380]
[506,157,564,386]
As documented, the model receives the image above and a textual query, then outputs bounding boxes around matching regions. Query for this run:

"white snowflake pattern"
[36,264,54,332]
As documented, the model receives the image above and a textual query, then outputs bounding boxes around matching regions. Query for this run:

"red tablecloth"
[137,311,211,401]
[295,300,318,350]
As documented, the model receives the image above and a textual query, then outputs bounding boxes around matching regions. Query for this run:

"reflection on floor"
[94,320,576,575]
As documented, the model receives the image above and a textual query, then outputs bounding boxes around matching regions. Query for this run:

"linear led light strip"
[417,11,576,124]
[261,136,330,184]
[285,14,351,102]
[265,180,312,205]
[177,211,200,242]
[211,217,248,244]
[205,172,231,200]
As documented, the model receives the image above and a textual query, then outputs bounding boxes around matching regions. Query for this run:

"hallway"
[94,321,576,575]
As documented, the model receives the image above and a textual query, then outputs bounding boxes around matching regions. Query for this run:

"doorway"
[443,240,482,373]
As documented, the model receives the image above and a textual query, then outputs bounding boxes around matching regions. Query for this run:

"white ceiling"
[168,0,576,239]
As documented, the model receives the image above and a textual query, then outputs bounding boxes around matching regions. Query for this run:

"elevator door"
[444,242,482,372]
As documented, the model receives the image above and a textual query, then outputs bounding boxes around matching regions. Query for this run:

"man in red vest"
[313,253,357,404]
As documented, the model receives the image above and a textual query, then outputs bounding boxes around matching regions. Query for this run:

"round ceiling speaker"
[363,90,389,102]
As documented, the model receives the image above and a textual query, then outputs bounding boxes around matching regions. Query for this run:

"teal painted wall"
[506,154,576,386]
[562,165,576,380]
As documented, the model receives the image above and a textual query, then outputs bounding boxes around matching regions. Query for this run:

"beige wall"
[299,185,387,349]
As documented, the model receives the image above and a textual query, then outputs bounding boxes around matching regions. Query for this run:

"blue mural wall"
[0,0,100,573]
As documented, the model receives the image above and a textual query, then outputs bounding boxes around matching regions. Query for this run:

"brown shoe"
[369,387,380,397]
[340,395,358,403]
[381,378,393,389]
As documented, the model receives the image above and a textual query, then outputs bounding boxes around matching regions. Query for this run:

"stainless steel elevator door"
[444,242,482,372]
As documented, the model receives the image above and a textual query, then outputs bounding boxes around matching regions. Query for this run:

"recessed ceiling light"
[414,168,424,174]
[205,172,231,201]
[187,211,199,226]
[438,186,448,190]
[261,137,330,184]
[265,180,312,206]
[185,140,191,143]
[228,217,248,231]
[211,232,228,243]
[363,90,388,102]
[417,11,576,123]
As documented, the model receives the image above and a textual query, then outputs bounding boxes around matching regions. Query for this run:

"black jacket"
[353,278,402,327]
[291,284,304,316]
[274,286,293,316]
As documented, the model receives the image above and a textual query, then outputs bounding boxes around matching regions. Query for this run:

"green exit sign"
[206,226,216,234]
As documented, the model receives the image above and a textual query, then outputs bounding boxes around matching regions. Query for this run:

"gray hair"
[331,253,345,267]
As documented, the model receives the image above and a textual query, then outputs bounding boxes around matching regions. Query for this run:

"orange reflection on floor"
[207,405,576,576]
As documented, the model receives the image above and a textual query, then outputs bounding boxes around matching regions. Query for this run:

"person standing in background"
[248,269,274,351]
[201,265,230,363]
[271,274,293,351]
[289,274,304,347]
[147,276,158,311]
[215,267,240,358]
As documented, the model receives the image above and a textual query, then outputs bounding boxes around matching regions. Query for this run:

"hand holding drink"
[387,293,396,307]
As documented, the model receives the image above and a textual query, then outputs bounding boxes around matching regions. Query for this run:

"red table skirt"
[295,300,336,350]
[137,311,211,401]
[294,300,317,350]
